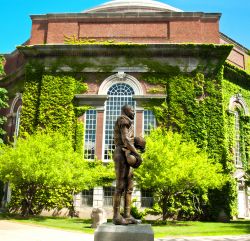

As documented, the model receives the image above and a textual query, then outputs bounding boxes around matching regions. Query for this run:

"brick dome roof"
[84,0,183,13]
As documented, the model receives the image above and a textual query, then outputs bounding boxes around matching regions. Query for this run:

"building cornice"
[16,43,233,75]
[30,12,221,22]
[17,43,232,59]
[75,94,108,108]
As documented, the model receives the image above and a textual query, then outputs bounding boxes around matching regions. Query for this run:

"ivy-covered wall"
[223,63,250,169]
[20,62,88,153]
[141,65,239,219]
[16,45,250,220]
[0,56,5,77]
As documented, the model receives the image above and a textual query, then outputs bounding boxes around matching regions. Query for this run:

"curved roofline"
[84,0,183,13]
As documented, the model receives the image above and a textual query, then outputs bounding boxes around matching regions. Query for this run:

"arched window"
[229,95,249,168]
[103,83,135,160]
[14,106,21,139]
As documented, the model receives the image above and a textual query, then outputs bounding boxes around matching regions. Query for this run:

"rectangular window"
[144,110,156,135]
[81,189,93,207]
[103,186,115,206]
[84,110,97,160]
[141,189,154,208]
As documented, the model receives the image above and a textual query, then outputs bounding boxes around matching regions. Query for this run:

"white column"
[132,187,141,208]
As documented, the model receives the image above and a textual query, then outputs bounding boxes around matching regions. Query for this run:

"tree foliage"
[134,128,227,220]
[0,131,114,216]
[0,88,8,144]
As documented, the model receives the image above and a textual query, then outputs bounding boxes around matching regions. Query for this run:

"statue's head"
[121,105,135,120]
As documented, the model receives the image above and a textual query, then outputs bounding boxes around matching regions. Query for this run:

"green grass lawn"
[1,213,250,238]
[151,220,250,238]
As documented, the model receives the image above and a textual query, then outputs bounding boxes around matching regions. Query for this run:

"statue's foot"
[124,216,141,225]
[113,215,128,225]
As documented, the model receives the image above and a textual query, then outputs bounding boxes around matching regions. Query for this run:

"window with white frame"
[141,189,154,208]
[84,110,97,160]
[81,189,93,207]
[103,186,115,206]
[104,83,135,160]
[14,106,21,138]
[143,110,156,135]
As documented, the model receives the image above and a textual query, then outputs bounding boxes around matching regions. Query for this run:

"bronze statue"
[112,105,145,225]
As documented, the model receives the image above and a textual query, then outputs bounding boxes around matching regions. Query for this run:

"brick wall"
[79,23,169,39]
[220,38,246,69]
[4,52,25,75]
[30,21,47,45]
[47,21,78,43]
[169,18,219,43]
[29,18,220,44]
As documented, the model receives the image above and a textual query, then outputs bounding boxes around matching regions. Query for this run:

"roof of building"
[83,0,183,13]
[220,32,249,53]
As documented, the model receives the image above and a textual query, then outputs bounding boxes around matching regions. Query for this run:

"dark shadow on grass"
[222,220,250,234]
[0,212,91,223]
[144,220,191,226]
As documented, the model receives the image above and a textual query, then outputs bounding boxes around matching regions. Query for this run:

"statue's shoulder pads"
[118,116,130,128]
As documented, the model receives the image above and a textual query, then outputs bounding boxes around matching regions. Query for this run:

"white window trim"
[98,72,144,95]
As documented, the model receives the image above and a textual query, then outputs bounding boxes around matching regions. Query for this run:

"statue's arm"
[121,126,139,156]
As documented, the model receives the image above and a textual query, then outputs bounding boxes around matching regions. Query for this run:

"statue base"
[94,223,154,241]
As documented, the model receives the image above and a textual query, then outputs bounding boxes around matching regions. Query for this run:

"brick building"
[1,0,250,219]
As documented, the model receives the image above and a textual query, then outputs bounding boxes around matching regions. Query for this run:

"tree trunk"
[162,194,169,221]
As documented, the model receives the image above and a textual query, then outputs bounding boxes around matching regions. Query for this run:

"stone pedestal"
[94,223,154,241]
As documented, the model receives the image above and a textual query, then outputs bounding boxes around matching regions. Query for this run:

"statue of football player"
[113,105,145,225]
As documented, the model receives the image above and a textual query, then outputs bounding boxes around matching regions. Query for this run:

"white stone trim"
[229,94,249,115]
[9,93,22,115]
[98,73,143,95]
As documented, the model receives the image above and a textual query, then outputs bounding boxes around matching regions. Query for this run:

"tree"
[0,56,8,144]
[0,88,8,144]
[134,128,227,220]
[0,131,114,216]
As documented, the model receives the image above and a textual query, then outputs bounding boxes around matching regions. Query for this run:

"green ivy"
[142,68,236,219]
[20,63,89,152]
[19,63,44,135]
[74,106,92,117]
[0,56,5,77]
[74,120,84,156]
[38,75,76,139]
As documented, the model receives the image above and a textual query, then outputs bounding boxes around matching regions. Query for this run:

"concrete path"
[156,235,250,241]
[0,220,94,241]
[1,220,250,241]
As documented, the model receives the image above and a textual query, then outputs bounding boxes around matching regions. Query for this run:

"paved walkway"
[156,235,250,241]
[0,220,94,241]
[1,220,250,241]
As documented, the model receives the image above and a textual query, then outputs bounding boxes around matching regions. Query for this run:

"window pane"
[141,189,154,208]
[104,83,135,160]
[84,110,97,160]
[81,189,93,207]
[144,110,156,135]
[14,106,22,138]
[103,187,115,206]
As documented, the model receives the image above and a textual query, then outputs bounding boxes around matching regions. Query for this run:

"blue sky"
[1,0,249,53]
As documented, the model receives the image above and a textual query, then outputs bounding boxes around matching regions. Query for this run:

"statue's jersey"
[114,115,134,147]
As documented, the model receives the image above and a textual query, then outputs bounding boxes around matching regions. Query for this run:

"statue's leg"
[113,147,128,225]
[124,169,141,224]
